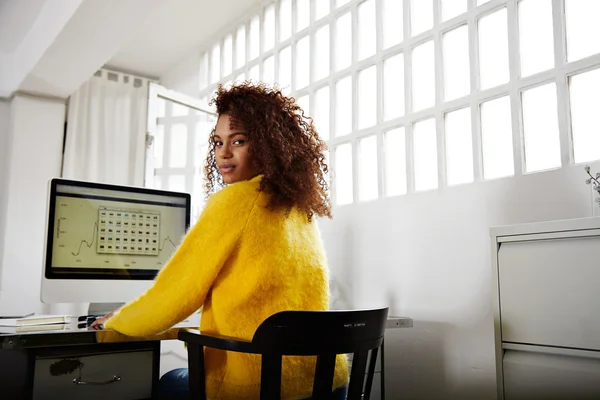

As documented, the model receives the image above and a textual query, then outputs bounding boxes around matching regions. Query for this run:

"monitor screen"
[44,179,190,280]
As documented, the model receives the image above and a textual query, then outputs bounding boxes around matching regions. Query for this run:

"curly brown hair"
[203,82,331,220]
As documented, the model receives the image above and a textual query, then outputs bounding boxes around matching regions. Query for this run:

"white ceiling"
[0,0,258,98]
[107,0,259,78]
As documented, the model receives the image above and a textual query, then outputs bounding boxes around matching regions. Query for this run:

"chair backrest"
[252,307,388,400]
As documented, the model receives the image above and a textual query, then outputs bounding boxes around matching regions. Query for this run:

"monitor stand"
[88,302,124,316]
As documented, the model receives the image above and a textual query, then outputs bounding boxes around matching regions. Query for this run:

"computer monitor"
[41,178,191,304]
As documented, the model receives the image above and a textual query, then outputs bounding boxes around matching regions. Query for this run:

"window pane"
[383,54,405,120]
[316,0,330,20]
[223,34,233,77]
[358,65,377,129]
[195,118,212,168]
[336,12,352,71]
[335,143,353,205]
[566,0,600,62]
[297,94,310,117]
[412,40,435,111]
[154,125,164,168]
[263,56,275,84]
[479,9,509,90]
[358,0,376,60]
[385,127,407,196]
[297,0,310,32]
[167,175,186,193]
[478,0,491,5]
[315,85,330,140]
[442,0,467,21]
[199,52,208,91]
[153,175,162,190]
[445,107,474,185]
[337,0,351,6]
[413,118,438,191]
[570,68,600,163]
[278,46,292,93]
[234,72,246,84]
[359,135,379,201]
[411,0,433,36]
[444,25,470,100]
[249,15,260,60]
[315,25,330,81]
[522,83,561,172]
[336,76,353,137]
[481,96,514,179]
[171,102,189,117]
[383,0,403,48]
[169,124,188,168]
[235,26,246,69]
[210,43,220,84]
[296,35,310,90]
[248,64,259,82]
[280,0,292,41]
[519,0,554,77]
[264,4,275,52]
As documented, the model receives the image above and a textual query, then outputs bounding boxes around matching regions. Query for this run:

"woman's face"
[213,114,257,184]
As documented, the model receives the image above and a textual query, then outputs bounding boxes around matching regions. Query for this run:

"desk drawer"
[32,349,153,399]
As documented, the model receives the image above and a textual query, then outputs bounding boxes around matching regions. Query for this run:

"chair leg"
[260,354,282,400]
[187,342,206,400]
[363,347,379,400]
[380,339,385,400]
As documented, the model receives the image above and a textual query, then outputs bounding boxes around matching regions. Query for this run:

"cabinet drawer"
[503,349,600,399]
[32,349,153,399]
[498,236,600,350]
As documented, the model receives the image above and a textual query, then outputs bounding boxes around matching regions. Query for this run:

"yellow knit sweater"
[105,176,349,399]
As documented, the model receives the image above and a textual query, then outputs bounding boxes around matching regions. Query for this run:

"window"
[336,12,352,71]
[280,0,292,41]
[481,96,514,179]
[445,107,474,185]
[569,68,600,163]
[521,83,561,172]
[296,35,310,90]
[382,0,403,49]
[314,85,330,140]
[385,127,407,196]
[383,53,405,120]
[358,0,376,61]
[412,40,435,111]
[191,0,600,207]
[335,143,353,205]
[335,76,352,137]
[565,0,600,62]
[358,65,377,129]
[264,4,275,52]
[443,25,470,100]
[358,135,379,201]
[413,118,438,191]
[411,0,433,36]
[315,25,330,81]
[478,9,509,90]
[518,0,554,77]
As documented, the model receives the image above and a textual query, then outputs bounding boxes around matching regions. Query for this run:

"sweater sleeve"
[104,182,259,336]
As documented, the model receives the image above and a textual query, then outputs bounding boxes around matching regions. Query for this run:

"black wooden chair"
[178,307,388,400]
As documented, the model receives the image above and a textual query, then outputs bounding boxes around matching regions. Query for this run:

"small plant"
[585,165,600,206]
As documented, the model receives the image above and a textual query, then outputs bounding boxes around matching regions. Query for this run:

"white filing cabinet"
[491,217,600,399]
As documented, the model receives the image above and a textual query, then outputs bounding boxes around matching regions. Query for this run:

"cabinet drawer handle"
[72,375,121,385]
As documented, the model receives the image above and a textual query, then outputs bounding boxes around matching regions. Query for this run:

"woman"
[92,83,349,399]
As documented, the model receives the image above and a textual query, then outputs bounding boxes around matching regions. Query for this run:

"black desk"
[0,318,198,399]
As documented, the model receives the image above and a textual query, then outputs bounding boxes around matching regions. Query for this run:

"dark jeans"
[157,368,348,399]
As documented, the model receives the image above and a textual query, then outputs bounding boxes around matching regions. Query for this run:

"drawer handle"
[72,375,121,385]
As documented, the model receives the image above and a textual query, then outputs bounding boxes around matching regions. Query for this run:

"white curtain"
[62,71,149,186]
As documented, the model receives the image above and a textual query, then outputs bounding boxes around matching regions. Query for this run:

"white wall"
[0,100,10,283]
[160,52,201,99]
[320,163,600,399]
[0,95,65,315]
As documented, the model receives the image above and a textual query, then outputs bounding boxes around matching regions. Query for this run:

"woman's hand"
[89,311,116,330]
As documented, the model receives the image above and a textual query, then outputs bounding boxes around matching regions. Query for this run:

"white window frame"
[195,0,600,206]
